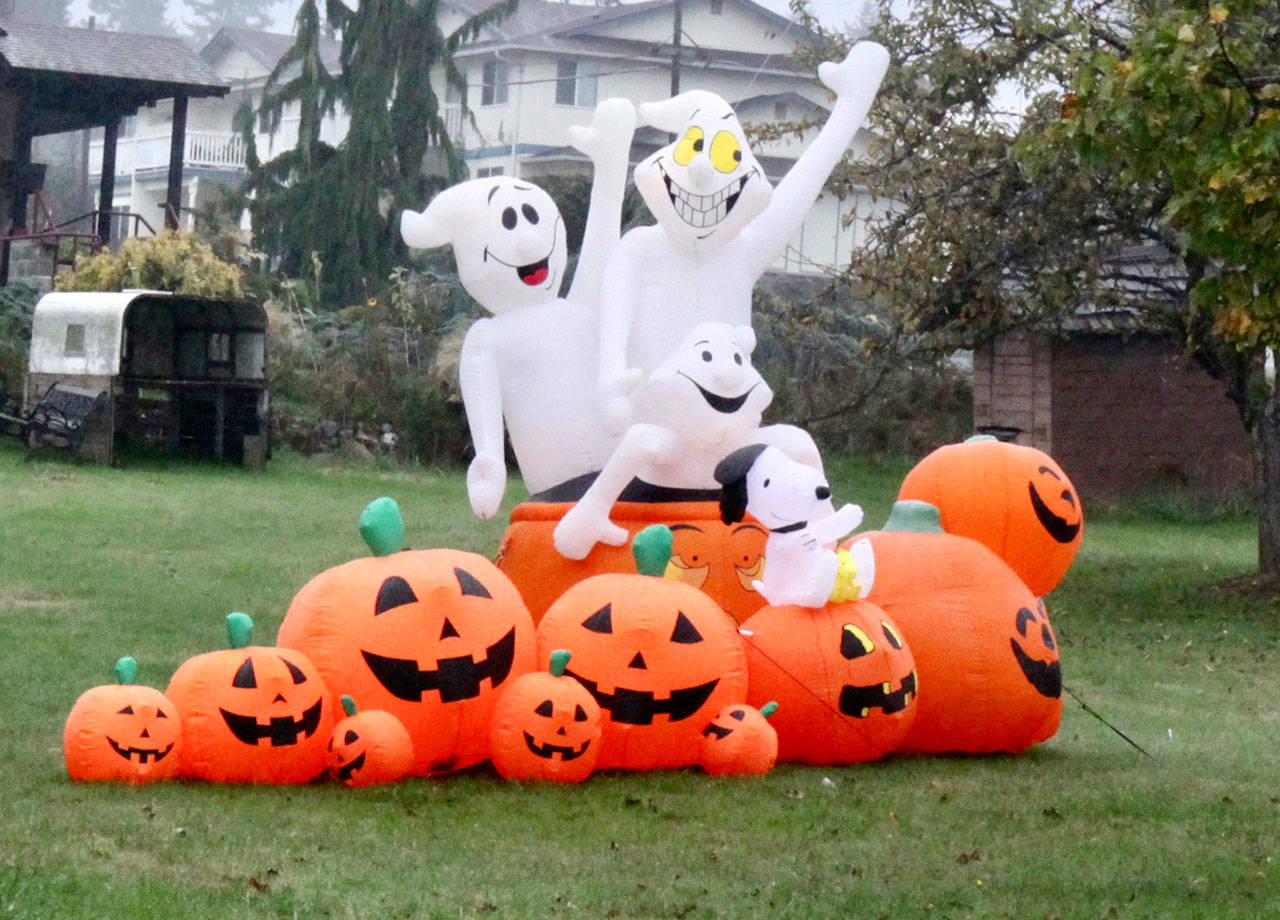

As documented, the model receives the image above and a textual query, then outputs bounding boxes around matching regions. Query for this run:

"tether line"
[1062,683,1154,759]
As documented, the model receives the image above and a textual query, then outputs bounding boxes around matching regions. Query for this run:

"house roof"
[201,26,342,80]
[0,19,228,135]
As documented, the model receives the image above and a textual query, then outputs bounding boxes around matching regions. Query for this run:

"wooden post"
[97,117,119,244]
[165,94,188,231]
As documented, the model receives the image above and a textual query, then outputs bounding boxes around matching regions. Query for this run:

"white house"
[92,0,882,274]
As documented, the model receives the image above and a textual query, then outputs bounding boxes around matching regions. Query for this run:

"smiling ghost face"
[446,177,568,312]
[635,91,773,251]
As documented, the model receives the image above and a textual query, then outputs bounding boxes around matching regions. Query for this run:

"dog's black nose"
[815,486,831,500]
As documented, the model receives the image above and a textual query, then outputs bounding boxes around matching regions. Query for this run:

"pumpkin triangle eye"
[582,604,612,633]
[881,621,905,650]
[671,611,703,644]
[375,576,418,614]
[1015,607,1036,637]
[440,618,460,639]
[730,709,746,721]
[117,705,134,715]
[344,730,359,744]
[841,624,874,659]
[283,658,308,684]
[574,704,588,722]
[454,567,492,599]
[535,700,554,717]
[233,657,257,688]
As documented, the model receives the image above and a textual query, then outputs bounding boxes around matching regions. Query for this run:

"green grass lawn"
[1,443,1276,919]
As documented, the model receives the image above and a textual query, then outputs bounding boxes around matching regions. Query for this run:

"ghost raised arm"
[565,97,636,308]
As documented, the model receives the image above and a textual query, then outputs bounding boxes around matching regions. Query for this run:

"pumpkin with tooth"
[278,498,536,775]
[327,695,414,787]
[489,650,603,782]
[64,657,183,784]
[741,598,917,764]
[536,525,748,770]
[699,701,778,776]
[855,500,1062,754]
[898,435,1084,595]
[166,613,336,783]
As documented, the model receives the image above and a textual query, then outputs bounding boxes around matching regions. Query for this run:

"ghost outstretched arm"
[735,41,890,277]
[597,231,653,434]
[566,98,637,308]
[459,319,507,518]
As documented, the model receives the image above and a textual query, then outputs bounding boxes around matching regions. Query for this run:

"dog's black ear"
[715,444,768,525]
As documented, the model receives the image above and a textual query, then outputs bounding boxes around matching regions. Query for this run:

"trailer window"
[64,324,86,357]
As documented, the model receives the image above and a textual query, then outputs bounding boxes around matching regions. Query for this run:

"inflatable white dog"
[553,322,820,560]
[400,98,636,517]
[715,444,875,608]
[596,42,891,432]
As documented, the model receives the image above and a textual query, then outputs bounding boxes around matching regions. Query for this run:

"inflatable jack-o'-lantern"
[898,435,1083,595]
[167,613,336,784]
[740,599,917,764]
[326,695,414,787]
[278,498,536,775]
[699,701,778,776]
[536,526,748,770]
[856,501,1062,754]
[498,500,767,624]
[489,650,603,782]
[64,657,183,784]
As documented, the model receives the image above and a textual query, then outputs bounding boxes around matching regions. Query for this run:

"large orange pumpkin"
[489,649,603,783]
[740,600,917,764]
[536,526,748,770]
[497,500,768,623]
[64,657,183,784]
[277,498,536,775]
[326,695,414,787]
[856,500,1063,754]
[898,435,1084,595]
[166,613,336,783]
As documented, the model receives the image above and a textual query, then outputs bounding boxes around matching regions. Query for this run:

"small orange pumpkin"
[278,498,536,775]
[898,435,1083,595]
[699,701,778,776]
[327,695,414,787]
[167,613,336,784]
[489,650,603,782]
[741,600,917,764]
[63,657,183,784]
[857,500,1062,754]
[536,526,748,770]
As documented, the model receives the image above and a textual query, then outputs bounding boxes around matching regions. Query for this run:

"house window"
[482,59,509,106]
[555,59,598,107]
[475,166,505,178]
[208,332,232,364]
[774,100,788,120]
[64,324,86,357]
[710,0,723,13]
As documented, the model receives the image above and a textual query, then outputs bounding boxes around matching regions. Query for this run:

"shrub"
[55,231,243,298]
[0,283,40,405]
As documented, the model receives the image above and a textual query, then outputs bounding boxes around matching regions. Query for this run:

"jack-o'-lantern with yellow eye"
[856,501,1063,754]
[699,701,778,776]
[489,650,603,782]
[278,498,536,776]
[64,657,183,784]
[537,526,748,770]
[898,435,1084,595]
[166,613,336,784]
[326,695,414,787]
[740,600,917,764]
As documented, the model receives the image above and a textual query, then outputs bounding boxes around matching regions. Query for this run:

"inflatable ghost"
[596,42,890,431]
[400,98,637,517]
[553,322,819,560]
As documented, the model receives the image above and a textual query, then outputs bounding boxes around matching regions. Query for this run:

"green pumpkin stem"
[360,497,406,557]
[632,525,674,577]
[340,695,359,718]
[549,650,571,678]
[226,612,254,649]
[113,656,138,686]
[761,701,778,719]
[882,500,945,534]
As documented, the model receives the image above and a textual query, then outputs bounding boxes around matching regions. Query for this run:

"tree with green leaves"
[85,0,174,35]
[797,0,1280,573]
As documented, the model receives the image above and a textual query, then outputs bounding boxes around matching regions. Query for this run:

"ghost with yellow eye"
[597,42,891,434]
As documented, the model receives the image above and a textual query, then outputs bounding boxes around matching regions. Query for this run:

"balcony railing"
[89,130,248,178]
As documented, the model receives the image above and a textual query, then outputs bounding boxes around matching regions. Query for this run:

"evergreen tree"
[85,0,175,35]
[184,0,272,48]
[12,0,71,25]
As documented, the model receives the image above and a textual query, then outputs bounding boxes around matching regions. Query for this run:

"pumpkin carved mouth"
[1028,480,1080,543]
[701,722,733,740]
[566,669,719,725]
[522,731,591,761]
[334,752,366,781]
[361,627,517,703]
[219,698,324,746]
[106,738,175,764]
[1010,641,1062,698]
[838,670,918,718]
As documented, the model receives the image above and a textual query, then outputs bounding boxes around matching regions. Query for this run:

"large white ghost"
[596,42,891,432]
[400,98,636,517]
